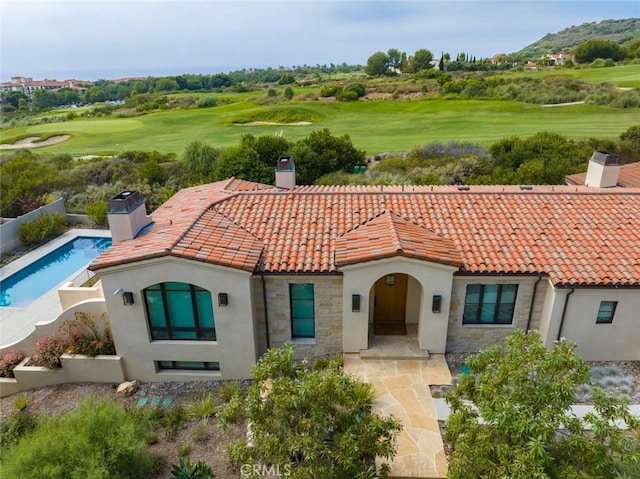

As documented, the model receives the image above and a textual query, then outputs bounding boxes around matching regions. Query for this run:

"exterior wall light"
[218,293,228,307]
[123,291,134,306]
[432,295,442,314]
[352,294,361,312]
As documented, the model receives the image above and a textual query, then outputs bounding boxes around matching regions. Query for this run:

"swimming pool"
[0,236,112,308]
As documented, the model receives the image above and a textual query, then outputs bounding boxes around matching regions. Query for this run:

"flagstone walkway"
[343,353,452,479]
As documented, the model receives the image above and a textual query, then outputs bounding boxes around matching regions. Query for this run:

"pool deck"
[0,229,110,348]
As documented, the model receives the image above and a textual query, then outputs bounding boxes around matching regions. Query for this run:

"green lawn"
[1,96,638,156]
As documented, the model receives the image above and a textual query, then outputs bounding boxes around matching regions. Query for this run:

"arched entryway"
[372,273,409,335]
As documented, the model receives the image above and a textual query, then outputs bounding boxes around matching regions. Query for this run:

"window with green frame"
[157,361,220,371]
[596,301,617,324]
[290,283,314,338]
[462,284,518,324]
[143,282,215,340]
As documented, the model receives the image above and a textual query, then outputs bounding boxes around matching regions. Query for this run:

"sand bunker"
[0,135,70,149]
[237,121,311,126]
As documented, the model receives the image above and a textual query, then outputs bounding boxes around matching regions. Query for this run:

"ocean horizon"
[1,64,270,83]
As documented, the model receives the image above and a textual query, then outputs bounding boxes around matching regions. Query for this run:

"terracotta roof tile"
[91,182,640,287]
[335,211,463,267]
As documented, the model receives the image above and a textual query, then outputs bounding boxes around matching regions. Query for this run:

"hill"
[514,18,640,58]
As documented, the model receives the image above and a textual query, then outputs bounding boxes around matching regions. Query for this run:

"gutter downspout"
[556,288,575,341]
[526,275,543,332]
[261,274,271,349]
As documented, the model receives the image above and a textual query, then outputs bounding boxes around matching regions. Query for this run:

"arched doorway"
[372,273,408,335]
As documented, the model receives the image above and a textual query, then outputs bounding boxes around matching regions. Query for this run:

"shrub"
[17,212,67,246]
[196,96,216,108]
[13,394,28,412]
[187,393,218,423]
[335,88,359,101]
[344,82,366,97]
[266,88,277,97]
[58,312,116,357]
[283,86,294,100]
[170,458,215,479]
[0,410,38,453]
[0,349,25,378]
[86,199,109,225]
[319,84,342,97]
[0,396,162,479]
[30,336,65,369]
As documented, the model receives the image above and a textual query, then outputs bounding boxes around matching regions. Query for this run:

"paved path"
[344,354,452,479]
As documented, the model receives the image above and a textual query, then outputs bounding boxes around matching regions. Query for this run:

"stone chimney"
[584,151,620,188]
[275,156,296,189]
[107,191,152,241]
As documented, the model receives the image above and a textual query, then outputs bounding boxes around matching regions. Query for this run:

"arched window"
[143,282,215,340]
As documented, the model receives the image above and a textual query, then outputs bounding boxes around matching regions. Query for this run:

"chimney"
[107,191,152,241]
[275,156,296,189]
[584,151,620,188]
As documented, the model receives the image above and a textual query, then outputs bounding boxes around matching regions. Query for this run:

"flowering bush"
[59,312,115,357]
[30,336,65,369]
[0,349,25,378]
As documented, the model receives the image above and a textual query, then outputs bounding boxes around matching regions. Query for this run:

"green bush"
[17,212,67,246]
[336,88,359,102]
[196,97,217,108]
[170,458,215,479]
[186,393,218,423]
[0,397,162,479]
[319,84,342,97]
[0,411,38,453]
[86,199,109,225]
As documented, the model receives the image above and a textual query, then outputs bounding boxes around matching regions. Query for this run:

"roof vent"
[585,151,620,188]
[519,185,533,190]
[457,185,470,191]
[276,156,296,189]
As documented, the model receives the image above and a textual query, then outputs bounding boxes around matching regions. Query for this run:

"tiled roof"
[566,162,640,188]
[91,181,640,287]
[335,211,463,267]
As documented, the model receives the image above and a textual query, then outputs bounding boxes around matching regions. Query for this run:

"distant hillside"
[514,18,640,58]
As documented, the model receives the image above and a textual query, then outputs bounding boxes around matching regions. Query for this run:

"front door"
[373,273,407,335]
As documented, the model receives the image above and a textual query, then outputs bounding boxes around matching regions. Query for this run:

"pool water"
[0,236,112,308]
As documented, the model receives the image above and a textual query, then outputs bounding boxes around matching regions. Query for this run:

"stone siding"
[258,275,343,358]
[446,276,547,352]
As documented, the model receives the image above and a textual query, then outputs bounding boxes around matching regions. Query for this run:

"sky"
[1,0,638,81]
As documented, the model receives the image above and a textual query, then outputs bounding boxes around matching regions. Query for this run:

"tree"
[181,140,220,177]
[445,330,640,479]
[219,345,402,478]
[412,48,434,72]
[573,39,625,63]
[365,51,389,76]
[387,48,404,72]
[289,128,366,184]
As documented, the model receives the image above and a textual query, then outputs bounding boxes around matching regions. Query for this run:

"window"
[290,283,315,338]
[143,282,215,340]
[596,301,617,324]
[462,284,518,324]
[157,361,220,371]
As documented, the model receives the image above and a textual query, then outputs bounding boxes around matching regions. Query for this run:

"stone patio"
[343,333,452,479]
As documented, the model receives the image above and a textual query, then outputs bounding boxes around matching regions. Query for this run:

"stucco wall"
[97,257,257,381]
[261,275,343,358]
[341,257,457,354]
[554,288,640,361]
[446,275,547,352]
